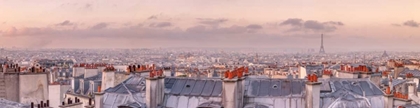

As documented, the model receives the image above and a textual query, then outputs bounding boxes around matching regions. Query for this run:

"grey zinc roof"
[103,93,145,108]
[0,98,30,108]
[392,79,407,87]
[196,101,222,108]
[245,79,306,97]
[85,73,102,81]
[399,68,420,77]
[321,78,383,97]
[118,102,144,108]
[165,78,222,97]
[105,76,146,94]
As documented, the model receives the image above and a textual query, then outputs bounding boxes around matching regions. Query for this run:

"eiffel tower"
[319,34,325,54]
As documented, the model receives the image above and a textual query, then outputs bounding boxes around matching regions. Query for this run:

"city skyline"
[1,0,420,51]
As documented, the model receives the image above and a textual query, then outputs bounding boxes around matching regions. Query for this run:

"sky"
[1,0,420,52]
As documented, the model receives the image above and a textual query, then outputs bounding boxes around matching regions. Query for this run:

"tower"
[382,50,389,57]
[319,34,325,54]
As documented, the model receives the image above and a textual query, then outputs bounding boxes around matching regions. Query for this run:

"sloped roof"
[165,78,223,97]
[103,93,145,108]
[392,79,407,87]
[118,102,144,108]
[244,79,306,97]
[105,76,145,94]
[321,78,383,97]
[327,93,371,108]
[0,98,30,108]
[399,68,420,77]
[196,101,222,108]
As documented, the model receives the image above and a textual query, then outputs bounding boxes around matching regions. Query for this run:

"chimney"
[322,70,332,78]
[237,67,245,108]
[164,67,171,77]
[306,73,321,108]
[2,64,6,73]
[101,66,116,91]
[408,82,417,98]
[222,68,244,108]
[157,69,165,106]
[382,71,389,79]
[132,65,136,72]
[394,67,405,78]
[298,65,307,79]
[126,65,131,74]
[146,70,159,107]
[94,85,104,108]
[384,86,394,108]
[406,73,414,81]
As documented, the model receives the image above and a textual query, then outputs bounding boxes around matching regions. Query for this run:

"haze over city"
[4,1,420,108]
[0,0,420,52]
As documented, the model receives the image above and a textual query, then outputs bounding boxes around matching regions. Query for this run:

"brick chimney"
[306,73,321,108]
[146,70,159,107]
[222,68,245,108]
[322,69,332,78]
[384,86,394,108]
[101,65,116,90]
[94,86,104,108]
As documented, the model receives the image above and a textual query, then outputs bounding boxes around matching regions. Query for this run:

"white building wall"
[19,74,49,104]
[84,69,98,78]
[101,72,115,91]
[49,84,71,108]
[73,67,85,77]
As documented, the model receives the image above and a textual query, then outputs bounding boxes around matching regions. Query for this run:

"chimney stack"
[146,70,159,107]
[408,82,417,98]
[94,85,104,108]
[101,65,116,91]
[384,86,394,108]
[222,68,245,108]
[157,69,165,106]
[306,73,321,108]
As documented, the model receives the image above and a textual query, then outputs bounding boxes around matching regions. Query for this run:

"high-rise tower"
[319,34,325,54]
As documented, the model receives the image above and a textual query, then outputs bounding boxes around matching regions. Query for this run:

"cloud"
[246,24,263,29]
[2,27,18,36]
[149,22,172,28]
[148,15,158,20]
[55,20,74,26]
[280,18,344,32]
[196,18,228,26]
[280,18,303,26]
[403,20,419,27]
[186,25,258,34]
[91,23,108,30]
[323,21,344,26]
[1,26,56,37]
